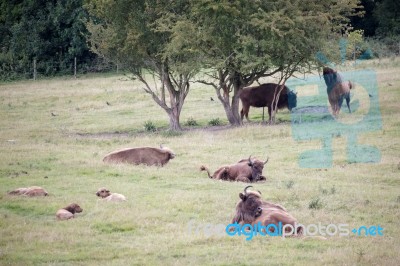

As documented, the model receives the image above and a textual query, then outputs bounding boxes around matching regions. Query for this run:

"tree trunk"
[217,91,240,126]
[160,65,189,131]
[207,69,275,127]
[167,107,182,131]
[270,83,284,125]
[138,68,189,132]
[230,90,242,125]
[217,73,243,126]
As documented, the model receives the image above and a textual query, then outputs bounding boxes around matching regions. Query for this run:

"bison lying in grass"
[103,145,175,166]
[200,156,268,183]
[56,203,83,221]
[231,186,302,236]
[8,186,48,197]
[96,187,126,202]
[323,67,353,116]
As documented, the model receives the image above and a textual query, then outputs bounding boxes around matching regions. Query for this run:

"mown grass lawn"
[0,59,399,265]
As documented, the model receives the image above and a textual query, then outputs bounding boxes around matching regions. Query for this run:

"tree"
[350,0,378,37]
[0,0,94,80]
[347,29,365,62]
[86,0,199,131]
[163,0,362,125]
[374,0,400,37]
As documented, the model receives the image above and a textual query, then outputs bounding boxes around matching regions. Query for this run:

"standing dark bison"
[239,83,297,123]
[200,156,268,183]
[323,67,353,116]
[103,145,175,166]
[231,186,302,236]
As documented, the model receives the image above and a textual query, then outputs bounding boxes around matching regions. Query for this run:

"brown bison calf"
[200,156,268,183]
[231,186,301,236]
[103,145,175,166]
[56,203,83,220]
[323,67,353,116]
[96,187,126,202]
[8,186,48,197]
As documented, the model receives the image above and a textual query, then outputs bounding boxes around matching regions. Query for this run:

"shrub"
[319,185,336,195]
[308,197,323,210]
[144,121,156,132]
[185,117,198,126]
[208,118,221,126]
[285,180,294,189]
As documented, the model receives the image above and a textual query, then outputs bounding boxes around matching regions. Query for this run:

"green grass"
[0,60,400,265]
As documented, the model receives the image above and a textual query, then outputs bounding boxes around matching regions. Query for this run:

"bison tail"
[348,81,354,90]
[200,165,212,178]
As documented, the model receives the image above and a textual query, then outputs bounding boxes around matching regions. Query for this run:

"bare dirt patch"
[292,106,330,114]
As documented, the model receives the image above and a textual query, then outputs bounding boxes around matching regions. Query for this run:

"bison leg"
[255,175,267,182]
[236,176,251,183]
[338,95,344,110]
[268,106,272,123]
[241,105,251,122]
[240,109,245,121]
[345,94,351,113]
[328,98,338,117]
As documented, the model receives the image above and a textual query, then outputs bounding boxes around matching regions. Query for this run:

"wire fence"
[1,37,399,82]
[0,56,119,81]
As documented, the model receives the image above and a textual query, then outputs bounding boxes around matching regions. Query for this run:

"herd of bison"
[7,67,353,237]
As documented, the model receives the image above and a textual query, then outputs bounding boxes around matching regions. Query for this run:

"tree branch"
[137,74,169,110]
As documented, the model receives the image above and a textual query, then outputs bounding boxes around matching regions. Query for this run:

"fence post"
[74,57,77,79]
[398,42,400,56]
[33,59,37,80]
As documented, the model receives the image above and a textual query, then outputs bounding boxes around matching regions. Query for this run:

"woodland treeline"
[0,0,398,81]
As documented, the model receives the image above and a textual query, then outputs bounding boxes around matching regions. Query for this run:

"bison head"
[64,203,83,214]
[287,89,297,111]
[322,67,342,91]
[96,187,111,198]
[248,156,268,182]
[232,186,264,224]
[160,144,176,159]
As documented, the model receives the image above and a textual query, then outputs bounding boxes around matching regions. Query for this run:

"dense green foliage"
[0,0,95,80]
[351,0,400,37]
[350,0,400,58]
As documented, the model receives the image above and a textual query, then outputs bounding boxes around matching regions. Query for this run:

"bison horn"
[263,157,269,165]
[244,185,253,195]
[248,155,254,165]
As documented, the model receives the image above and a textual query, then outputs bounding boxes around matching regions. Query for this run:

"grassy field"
[0,59,399,265]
